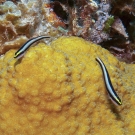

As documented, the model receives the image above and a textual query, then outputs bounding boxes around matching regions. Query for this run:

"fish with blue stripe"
[96,57,122,106]
[14,36,50,59]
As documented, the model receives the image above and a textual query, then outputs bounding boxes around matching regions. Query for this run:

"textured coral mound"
[0,36,135,135]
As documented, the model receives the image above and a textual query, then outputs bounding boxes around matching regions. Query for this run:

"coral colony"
[0,36,135,134]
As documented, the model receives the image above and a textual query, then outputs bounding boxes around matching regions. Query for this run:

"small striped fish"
[96,57,122,105]
[14,36,50,59]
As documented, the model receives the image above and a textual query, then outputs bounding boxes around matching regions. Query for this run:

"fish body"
[96,57,122,105]
[14,36,50,59]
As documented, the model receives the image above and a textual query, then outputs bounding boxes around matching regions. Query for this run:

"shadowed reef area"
[0,0,135,63]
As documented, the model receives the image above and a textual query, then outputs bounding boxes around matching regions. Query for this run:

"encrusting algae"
[0,36,135,135]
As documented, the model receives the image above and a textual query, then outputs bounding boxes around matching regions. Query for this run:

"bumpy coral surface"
[0,36,135,135]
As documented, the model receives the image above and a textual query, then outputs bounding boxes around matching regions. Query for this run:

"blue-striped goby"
[14,36,50,59]
[96,57,122,105]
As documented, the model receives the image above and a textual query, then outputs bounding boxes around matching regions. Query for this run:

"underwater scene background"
[0,0,135,135]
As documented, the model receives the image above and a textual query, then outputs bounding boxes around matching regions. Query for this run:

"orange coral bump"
[0,36,135,135]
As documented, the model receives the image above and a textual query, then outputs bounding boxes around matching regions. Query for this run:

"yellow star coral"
[0,36,135,135]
